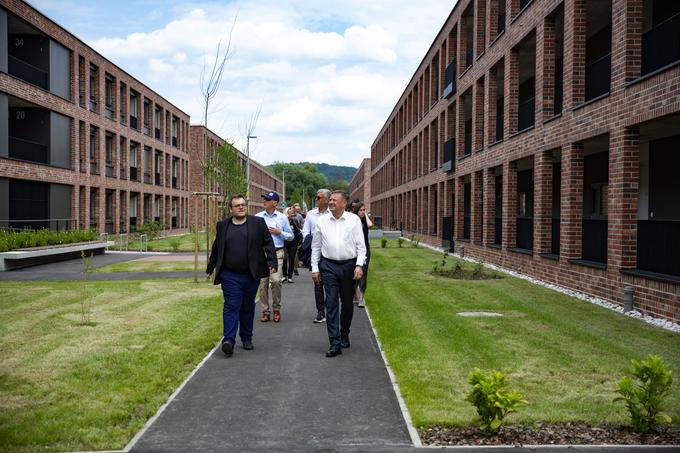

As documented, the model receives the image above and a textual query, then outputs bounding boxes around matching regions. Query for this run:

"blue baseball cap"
[262,191,280,202]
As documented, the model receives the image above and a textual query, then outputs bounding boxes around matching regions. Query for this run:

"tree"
[329,179,349,194]
[268,162,328,209]
[204,142,246,218]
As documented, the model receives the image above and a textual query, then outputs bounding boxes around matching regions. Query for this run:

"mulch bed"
[420,424,680,446]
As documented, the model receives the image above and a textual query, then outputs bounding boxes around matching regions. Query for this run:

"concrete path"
[129,269,413,452]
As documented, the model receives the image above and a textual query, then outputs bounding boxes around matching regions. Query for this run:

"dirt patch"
[420,423,680,446]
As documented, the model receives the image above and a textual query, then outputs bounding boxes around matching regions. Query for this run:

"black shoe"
[313,312,326,323]
[221,340,234,356]
[340,336,350,349]
[293,270,299,276]
[242,341,253,350]
[325,347,342,358]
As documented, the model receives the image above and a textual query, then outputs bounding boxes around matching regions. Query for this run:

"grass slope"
[367,240,680,428]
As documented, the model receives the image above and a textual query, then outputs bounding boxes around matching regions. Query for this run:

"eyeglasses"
[231,203,247,208]
[315,196,323,200]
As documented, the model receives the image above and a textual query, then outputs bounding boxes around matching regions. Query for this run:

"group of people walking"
[206,189,371,358]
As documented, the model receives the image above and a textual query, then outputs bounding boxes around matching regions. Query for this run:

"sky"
[32,0,456,167]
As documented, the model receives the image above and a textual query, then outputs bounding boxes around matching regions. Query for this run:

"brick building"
[349,157,372,216]
[189,125,283,226]
[369,0,680,322]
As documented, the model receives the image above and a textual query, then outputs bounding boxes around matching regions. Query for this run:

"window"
[89,64,98,112]
[105,74,114,117]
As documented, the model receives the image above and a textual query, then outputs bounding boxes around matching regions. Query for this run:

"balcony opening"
[155,151,162,185]
[154,196,161,223]
[172,117,179,147]
[129,193,138,227]
[172,158,178,188]
[8,96,49,165]
[143,98,151,135]
[585,0,612,101]
[494,60,505,141]
[154,106,162,139]
[143,146,152,184]
[462,89,472,156]
[516,158,534,251]
[463,5,474,70]
[105,74,114,119]
[516,32,536,131]
[641,0,680,76]
[130,90,139,130]
[494,172,503,246]
[89,126,99,175]
[105,132,114,177]
[581,136,609,264]
[89,63,98,112]
[8,179,48,230]
[7,14,49,90]
[463,177,471,240]
[129,142,139,181]
[637,119,680,277]
[119,82,127,125]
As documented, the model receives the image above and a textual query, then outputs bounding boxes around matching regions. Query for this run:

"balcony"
[581,219,607,263]
[442,61,456,98]
[585,53,611,101]
[441,138,455,172]
[8,55,48,90]
[129,166,138,181]
[641,12,680,76]
[130,116,138,129]
[9,136,48,164]
[637,220,680,277]
[518,97,535,131]
[516,217,533,250]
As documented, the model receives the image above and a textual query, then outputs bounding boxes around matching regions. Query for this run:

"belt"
[322,256,355,265]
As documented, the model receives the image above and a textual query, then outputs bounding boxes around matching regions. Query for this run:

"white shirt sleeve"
[310,221,322,273]
[353,216,367,268]
[301,211,313,239]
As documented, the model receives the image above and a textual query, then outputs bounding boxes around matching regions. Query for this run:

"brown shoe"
[273,310,281,323]
[261,311,270,322]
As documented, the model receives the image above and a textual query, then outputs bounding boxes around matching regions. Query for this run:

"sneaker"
[261,311,270,322]
[287,277,293,283]
[358,299,366,308]
[313,312,326,323]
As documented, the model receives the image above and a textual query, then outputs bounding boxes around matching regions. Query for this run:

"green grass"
[125,232,209,252]
[0,279,221,453]
[367,239,680,428]
[94,260,204,273]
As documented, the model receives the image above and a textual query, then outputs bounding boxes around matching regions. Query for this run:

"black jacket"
[206,215,277,284]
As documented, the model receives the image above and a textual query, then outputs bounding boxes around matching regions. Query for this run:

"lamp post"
[246,135,256,205]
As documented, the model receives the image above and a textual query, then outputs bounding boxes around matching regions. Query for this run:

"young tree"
[204,142,246,218]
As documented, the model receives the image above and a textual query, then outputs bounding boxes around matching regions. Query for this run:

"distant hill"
[289,162,357,183]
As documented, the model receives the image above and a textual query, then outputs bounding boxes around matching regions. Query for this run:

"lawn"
[94,260,205,273]
[0,279,221,453]
[366,239,680,428]
[125,232,209,252]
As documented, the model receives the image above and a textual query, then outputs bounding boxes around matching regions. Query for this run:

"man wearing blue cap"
[256,191,294,322]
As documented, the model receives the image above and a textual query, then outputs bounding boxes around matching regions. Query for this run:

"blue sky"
[32,0,456,167]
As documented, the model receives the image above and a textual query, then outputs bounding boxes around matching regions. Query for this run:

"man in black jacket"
[206,195,277,356]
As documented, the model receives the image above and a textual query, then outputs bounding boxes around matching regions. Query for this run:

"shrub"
[397,237,405,248]
[465,368,526,435]
[0,228,97,251]
[614,354,673,433]
[411,236,420,247]
[380,237,388,248]
[169,238,181,253]
[472,261,485,279]
[138,221,164,241]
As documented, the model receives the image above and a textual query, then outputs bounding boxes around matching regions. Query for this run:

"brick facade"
[349,158,371,213]
[369,0,680,322]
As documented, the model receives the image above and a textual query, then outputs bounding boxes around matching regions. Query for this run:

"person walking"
[352,202,372,307]
[206,195,277,357]
[301,189,331,323]
[282,207,302,283]
[292,203,305,275]
[311,190,366,357]
[255,192,293,323]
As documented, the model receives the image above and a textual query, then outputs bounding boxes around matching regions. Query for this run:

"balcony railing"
[585,53,611,101]
[9,136,48,164]
[129,166,138,181]
[582,218,607,263]
[0,218,72,231]
[551,217,560,255]
[441,138,455,172]
[494,217,502,245]
[641,12,680,76]
[516,217,533,250]
[637,220,680,277]
[518,97,535,131]
[443,61,456,98]
[8,55,48,90]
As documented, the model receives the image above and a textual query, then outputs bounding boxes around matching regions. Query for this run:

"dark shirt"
[223,221,249,273]
[362,217,370,258]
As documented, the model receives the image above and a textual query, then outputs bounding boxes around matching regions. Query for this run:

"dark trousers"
[358,255,370,293]
[219,268,259,345]
[319,258,355,348]
[314,281,325,315]
[282,238,299,279]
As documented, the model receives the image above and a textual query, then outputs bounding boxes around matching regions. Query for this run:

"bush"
[169,238,181,253]
[137,221,165,241]
[411,236,420,247]
[397,237,405,248]
[465,368,526,435]
[614,354,673,433]
[0,228,97,252]
[380,237,388,248]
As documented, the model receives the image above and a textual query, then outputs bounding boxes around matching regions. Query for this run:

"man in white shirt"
[311,190,367,357]
[301,189,331,323]
[255,191,294,323]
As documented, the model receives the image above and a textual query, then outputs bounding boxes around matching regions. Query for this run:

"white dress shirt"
[301,207,330,240]
[310,210,367,273]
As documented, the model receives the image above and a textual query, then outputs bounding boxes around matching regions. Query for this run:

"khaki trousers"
[259,248,284,313]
